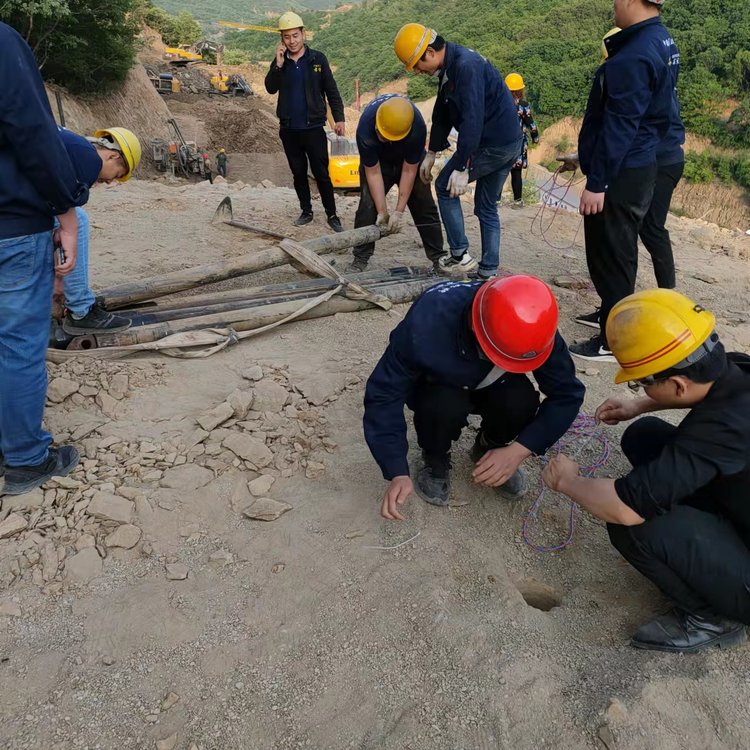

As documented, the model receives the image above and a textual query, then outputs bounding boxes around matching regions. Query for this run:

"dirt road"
[0,177,749,750]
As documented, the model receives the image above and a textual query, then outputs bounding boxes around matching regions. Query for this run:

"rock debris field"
[0,176,749,749]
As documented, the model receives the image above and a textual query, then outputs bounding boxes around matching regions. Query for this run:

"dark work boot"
[3,445,80,496]
[294,210,314,226]
[631,609,747,653]
[327,215,344,233]
[471,431,528,498]
[415,451,451,506]
[62,302,131,335]
[348,257,368,273]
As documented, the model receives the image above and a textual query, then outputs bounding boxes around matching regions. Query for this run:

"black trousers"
[583,165,657,347]
[510,167,523,201]
[639,161,683,289]
[353,159,444,262]
[279,127,337,217]
[608,417,750,624]
[408,375,540,458]
[217,163,227,178]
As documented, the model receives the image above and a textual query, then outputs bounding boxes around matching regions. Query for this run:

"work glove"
[447,169,469,198]
[419,151,436,184]
[386,211,404,234]
[375,212,389,229]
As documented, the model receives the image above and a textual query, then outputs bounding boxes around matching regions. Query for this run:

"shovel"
[212,196,288,241]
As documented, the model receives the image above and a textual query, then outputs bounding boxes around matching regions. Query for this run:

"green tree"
[1,0,141,92]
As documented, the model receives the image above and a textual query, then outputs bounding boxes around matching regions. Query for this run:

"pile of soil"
[204,107,281,154]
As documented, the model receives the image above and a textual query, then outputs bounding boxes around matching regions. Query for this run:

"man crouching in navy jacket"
[363,276,585,519]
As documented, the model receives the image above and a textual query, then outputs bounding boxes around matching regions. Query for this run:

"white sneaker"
[438,252,478,273]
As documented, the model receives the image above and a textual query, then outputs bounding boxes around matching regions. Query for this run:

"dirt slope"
[0,173,749,749]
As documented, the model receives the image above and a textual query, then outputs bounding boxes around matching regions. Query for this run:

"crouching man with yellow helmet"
[543,289,750,653]
[350,94,446,273]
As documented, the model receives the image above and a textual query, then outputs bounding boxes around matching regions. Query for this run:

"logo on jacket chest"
[313,64,322,73]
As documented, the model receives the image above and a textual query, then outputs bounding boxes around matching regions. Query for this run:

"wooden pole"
[70,277,436,350]
[99,225,383,309]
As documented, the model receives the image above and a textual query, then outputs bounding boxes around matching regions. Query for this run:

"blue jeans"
[60,207,96,317]
[435,143,519,275]
[0,231,55,466]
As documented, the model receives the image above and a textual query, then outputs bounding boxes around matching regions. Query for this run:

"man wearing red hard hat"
[363,275,584,517]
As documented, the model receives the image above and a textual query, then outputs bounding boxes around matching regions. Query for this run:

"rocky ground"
[0,173,749,750]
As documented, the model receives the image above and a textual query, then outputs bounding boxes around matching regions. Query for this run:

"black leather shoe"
[327,215,344,233]
[294,211,314,226]
[414,451,451,506]
[3,445,80,496]
[631,609,747,653]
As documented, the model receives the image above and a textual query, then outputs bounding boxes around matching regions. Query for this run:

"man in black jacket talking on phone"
[265,12,345,233]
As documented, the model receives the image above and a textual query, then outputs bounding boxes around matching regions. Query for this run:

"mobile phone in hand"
[55,244,65,267]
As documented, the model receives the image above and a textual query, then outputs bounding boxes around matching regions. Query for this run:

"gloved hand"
[375,212,389,229]
[419,151,436,184]
[447,169,469,198]
[386,211,404,234]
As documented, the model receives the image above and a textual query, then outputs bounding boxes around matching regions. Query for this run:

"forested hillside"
[227,0,750,151]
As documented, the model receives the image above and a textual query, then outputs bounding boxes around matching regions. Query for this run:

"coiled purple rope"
[522,412,611,553]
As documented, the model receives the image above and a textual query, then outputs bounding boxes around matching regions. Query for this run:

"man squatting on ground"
[544,289,750,653]
[363,275,584,518]
[394,24,522,280]
[265,12,345,233]
[350,94,446,273]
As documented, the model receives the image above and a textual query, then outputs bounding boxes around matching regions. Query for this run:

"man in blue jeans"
[394,24,522,279]
[56,126,141,335]
[0,22,92,495]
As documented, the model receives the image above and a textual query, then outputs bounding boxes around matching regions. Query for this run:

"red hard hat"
[472,275,559,372]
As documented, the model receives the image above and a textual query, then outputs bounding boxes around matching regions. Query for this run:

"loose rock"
[0,599,22,618]
[165,563,189,581]
[109,372,129,400]
[65,547,103,583]
[196,402,233,432]
[305,461,326,479]
[252,380,288,413]
[87,492,134,524]
[247,474,275,497]
[242,497,292,522]
[161,692,180,712]
[160,464,213,491]
[155,734,178,750]
[0,513,28,539]
[96,391,120,418]
[223,433,273,467]
[47,377,79,403]
[105,524,142,549]
[227,388,254,419]
[241,365,263,382]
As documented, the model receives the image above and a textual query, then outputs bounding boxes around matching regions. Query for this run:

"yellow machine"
[327,133,360,190]
[164,46,203,62]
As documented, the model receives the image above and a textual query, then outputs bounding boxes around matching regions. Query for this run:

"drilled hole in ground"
[515,578,563,612]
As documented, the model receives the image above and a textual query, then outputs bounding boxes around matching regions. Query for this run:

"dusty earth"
[0,169,749,750]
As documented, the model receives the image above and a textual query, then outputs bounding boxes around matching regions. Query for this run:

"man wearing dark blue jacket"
[363,275,584,519]
[265,12,345,233]
[569,0,683,362]
[0,22,89,495]
[394,25,522,279]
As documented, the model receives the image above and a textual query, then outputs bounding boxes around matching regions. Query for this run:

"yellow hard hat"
[505,73,524,92]
[601,27,621,61]
[606,289,717,384]
[220,148,225,153]
[93,127,141,181]
[375,96,415,141]
[279,11,304,31]
[394,23,437,70]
